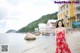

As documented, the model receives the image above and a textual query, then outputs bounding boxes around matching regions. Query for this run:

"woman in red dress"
[55,20,71,53]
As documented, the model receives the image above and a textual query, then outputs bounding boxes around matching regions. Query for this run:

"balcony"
[75,6,80,14]
[75,13,80,22]
[76,10,80,14]
[75,4,80,7]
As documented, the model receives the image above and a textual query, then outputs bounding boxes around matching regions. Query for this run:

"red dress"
[55,31,71,53]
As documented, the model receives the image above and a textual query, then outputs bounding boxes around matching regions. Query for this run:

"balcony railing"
[75,4,80,7]
[75,10,80,14]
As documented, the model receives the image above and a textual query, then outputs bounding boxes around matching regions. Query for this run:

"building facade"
[38,23,47,33]
[57,0,80,28]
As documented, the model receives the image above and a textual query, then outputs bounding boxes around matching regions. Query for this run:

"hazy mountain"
[6,29,16,33]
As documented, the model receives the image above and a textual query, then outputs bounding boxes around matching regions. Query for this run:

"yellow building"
[57,0,80,28]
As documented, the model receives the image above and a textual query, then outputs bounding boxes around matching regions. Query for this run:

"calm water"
[0,33,55,53]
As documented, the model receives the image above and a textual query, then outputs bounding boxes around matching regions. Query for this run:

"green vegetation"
[17,12,58,33]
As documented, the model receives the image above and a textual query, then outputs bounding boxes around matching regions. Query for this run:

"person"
[55,20,71,53]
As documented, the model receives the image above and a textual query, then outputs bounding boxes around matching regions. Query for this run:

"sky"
[0,0,59,33]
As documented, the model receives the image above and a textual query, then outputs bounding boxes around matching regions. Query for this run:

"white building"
[38,20,57,33]
[38,23,47,33]
[34,28,39,32]
[47,19,57,30]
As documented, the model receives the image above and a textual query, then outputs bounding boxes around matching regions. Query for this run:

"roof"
[47,19,58,23]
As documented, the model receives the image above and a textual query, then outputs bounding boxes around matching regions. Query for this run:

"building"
[57,0,80,28]
[47,19,57,29]
[38,20,57,33]
[34,28,39,32]
[38,23,47,33]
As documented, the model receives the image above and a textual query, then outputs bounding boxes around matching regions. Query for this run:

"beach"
[0,31,80,53]
[66,31,80,53]
[24,31,80,53]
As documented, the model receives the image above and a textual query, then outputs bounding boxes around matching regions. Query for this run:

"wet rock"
[42,33,50,36]
[34,32,41,36]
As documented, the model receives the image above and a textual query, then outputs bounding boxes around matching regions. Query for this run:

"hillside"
[17,12,58,33]
[6,29,16,33]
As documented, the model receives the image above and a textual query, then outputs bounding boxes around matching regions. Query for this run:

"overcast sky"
[0,0,59,33]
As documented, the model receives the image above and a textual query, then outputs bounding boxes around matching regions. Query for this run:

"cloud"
[0,8,7,20]
[7,0,24,5]
[0,20,6,28]
[0,0,59,33]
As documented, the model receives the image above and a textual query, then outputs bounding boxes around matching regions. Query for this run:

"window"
[66,4,68,8]
[76,0,79,2]
[76,6,80,11]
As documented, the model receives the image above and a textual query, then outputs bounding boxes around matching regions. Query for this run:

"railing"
[77,10,80,13]
[75,4,80,7]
